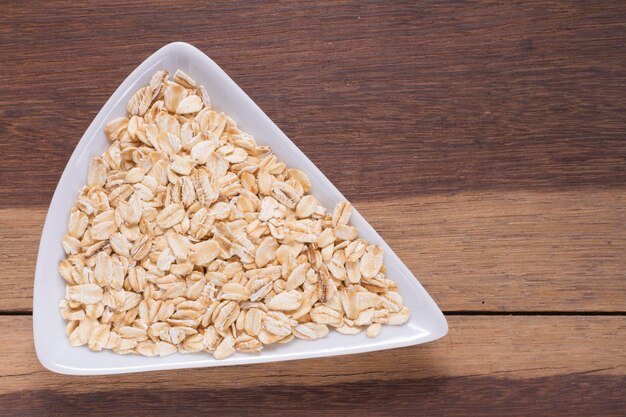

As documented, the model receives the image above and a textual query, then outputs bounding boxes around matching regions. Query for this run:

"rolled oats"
[59,69,410,360]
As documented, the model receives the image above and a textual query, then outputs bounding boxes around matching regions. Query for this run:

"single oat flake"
[58,70,410,360]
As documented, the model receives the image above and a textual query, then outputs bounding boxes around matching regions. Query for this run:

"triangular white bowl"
[33,42,447,375]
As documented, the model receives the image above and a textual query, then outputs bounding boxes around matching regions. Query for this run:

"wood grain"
[2,189,624,312]
[1,316,624,416]
[1,0,626,415]
[4,375,625,417]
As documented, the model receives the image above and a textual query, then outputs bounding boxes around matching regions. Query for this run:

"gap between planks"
[1,311,626,316]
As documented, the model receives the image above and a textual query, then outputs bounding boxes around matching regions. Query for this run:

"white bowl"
[33,42,447,375]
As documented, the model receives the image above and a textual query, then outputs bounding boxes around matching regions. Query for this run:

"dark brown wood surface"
[0,0,625,416]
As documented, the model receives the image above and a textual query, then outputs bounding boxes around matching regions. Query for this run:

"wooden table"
[1,1,625,415]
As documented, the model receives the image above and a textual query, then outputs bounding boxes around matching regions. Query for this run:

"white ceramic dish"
[33,42,447,375]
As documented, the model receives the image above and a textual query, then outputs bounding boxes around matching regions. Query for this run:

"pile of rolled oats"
[58,69,410,359]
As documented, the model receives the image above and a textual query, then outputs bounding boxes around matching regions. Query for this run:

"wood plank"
[3,188,624,312]
[1,316,624,416]
[0,210,42,312]
[5,375,626,417]
[1,1,625,208]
